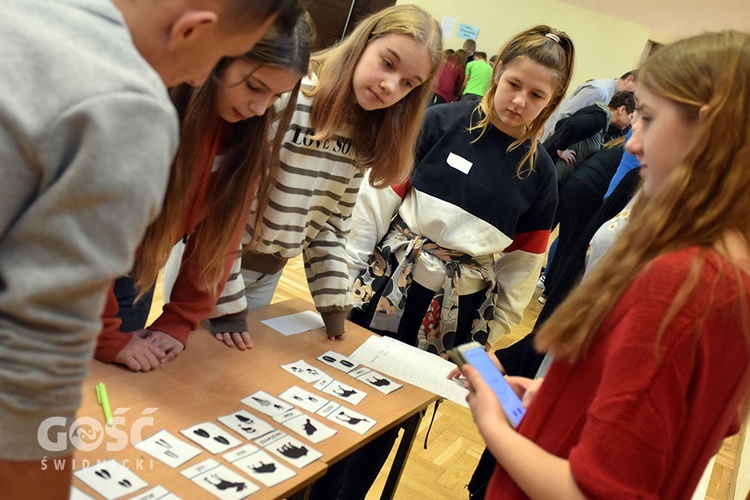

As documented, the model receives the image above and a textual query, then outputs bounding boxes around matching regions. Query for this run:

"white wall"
[397,0,650,93]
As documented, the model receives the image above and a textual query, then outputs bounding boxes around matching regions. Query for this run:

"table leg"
[380,409,425,500]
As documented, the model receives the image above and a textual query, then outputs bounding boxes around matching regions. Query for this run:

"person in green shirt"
[460,51,493,101]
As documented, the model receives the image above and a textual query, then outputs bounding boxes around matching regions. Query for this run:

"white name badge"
[446,152,473,174]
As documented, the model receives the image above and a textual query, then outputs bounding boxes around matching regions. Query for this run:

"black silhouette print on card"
[204,474,247,492]
[251,396,271,407]
[367,376,391,387]
[155,438,179,459]
[277,442,308,459]
[235,414,253,424]
[335,411,370,426]
[251,461,277,474]
[92,467,132,488]
[193,428,230,444]
[333,386,357,398]
[303,419,317,436]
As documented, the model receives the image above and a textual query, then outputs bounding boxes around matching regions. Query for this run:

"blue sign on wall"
[456,23,479,40]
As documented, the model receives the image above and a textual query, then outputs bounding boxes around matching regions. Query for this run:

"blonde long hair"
[537,30,750,361]
[304,4,442,187]
[134,15,314,293]
[471,25,575,176]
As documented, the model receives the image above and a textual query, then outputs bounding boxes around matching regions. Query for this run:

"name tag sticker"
[446,152,473,174]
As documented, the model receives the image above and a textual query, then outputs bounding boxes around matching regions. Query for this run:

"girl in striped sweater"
[211,5,443,347]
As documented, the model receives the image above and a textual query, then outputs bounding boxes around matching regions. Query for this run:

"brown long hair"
[471,25,575,176]
[304,4,442,187]
[134,15,314,293]
[537,30,750,362]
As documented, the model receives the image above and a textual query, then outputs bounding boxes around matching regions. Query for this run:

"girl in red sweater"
[462,30,750,498]
[95,15,314,371]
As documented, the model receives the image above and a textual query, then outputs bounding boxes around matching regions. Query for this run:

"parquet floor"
[149,255,740,499]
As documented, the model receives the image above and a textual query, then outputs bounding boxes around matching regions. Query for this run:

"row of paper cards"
[73,350,405,499]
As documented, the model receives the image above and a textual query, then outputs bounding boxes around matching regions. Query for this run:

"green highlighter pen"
[95,382,113,426]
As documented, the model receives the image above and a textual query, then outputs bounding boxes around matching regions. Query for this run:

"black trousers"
[309,281,486,499]
[113,274,154,332]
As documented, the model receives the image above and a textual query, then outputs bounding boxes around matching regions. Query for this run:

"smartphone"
[450,342,526,428]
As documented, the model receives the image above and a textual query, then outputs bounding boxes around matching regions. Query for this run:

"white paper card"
[273,408,304,424]
[281,414,337,443]
[313,375,334,391]
[223,443,260,463]
[128,485,174,500]
[357,370,403,395]
[180,422,242,455]
[315,401,341,418]
[181,458,220,480]
[190,464,258,499]
[242,390,293,417]
[347,367,372,379]
[218,410,275,440]
[320,380,367,405]
[265,436,322,468]
[261,310,325,336]
[74,459,148,500]
[255,430,287,448]
[278,385,329,413]
[281,359,327,383]
[317,350,359,373]
[233,450,297,488]
[135,430,202,468]
[326,407,377,435]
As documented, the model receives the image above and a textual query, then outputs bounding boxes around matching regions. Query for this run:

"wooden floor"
[149,255,740,499]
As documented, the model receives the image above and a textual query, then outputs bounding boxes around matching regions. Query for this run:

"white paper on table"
[349,335,470,407]
[261,311,325,336]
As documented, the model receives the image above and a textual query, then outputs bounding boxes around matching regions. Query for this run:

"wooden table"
[73,299,438,499]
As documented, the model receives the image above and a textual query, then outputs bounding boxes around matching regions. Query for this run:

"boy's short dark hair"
[462,39,476,52]
[620,69,639,81]
[609,90,636,113]
[475,51,487,61]
[222,0,303,34]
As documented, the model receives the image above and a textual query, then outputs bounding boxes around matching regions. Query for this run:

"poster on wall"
[441,15,456,39]
[457,23,480,40]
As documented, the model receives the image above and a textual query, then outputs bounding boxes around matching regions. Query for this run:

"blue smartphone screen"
[464,346,526,427]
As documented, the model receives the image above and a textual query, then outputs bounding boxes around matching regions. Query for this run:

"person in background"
[460,51,493,101]
[541,69,638,141]
[0,0,301,496]
[463,38,477,62]
[95,15,314,372]
[431,48,467,105]
[463,30,750,499]
[544,90,634,181]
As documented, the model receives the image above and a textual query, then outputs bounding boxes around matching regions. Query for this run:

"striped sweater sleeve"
[304,169,366,314]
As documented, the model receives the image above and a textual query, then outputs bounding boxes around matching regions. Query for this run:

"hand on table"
[113,330,166,372]
[143,329,184,363]
[214,331,253,350]
[327,331,345,342]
